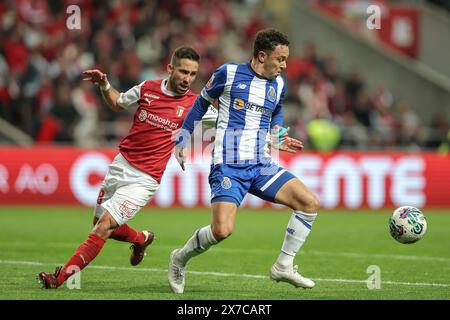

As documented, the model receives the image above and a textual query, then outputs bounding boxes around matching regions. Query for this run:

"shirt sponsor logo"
[232,98,271,115]
[233,98,245,110]
[138,109,148,122]
[137,109,179,131]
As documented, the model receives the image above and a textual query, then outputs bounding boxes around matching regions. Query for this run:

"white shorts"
[94,153,159,225]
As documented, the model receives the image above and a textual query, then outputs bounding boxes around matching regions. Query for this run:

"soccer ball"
[388,206,427,244]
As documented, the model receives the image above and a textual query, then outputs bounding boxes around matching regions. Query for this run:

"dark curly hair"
[252,28,290,58]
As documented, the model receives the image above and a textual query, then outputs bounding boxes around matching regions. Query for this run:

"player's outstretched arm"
[174,96,211,171]
[82,69,123,112]
[279,135,304,153]
[270,125,304,153]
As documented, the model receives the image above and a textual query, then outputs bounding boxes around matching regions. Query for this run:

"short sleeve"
[200,64,228,104]
[117,81,145,109]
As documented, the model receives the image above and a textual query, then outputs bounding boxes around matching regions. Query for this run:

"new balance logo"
[237,83,247,89]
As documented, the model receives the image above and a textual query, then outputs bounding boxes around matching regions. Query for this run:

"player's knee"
[305,195,321,213]
[212,226,233,242]
[92,217,115,240]
[92,226,109,240]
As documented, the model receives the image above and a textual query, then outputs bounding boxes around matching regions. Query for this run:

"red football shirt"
[117,79,197,183]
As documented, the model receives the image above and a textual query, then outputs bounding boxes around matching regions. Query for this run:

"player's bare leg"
[37,211,118,289]
[92,210,119,239]
[270,178,320,289]
[168,202,237,293]
[93,212,154,266]
[210,201,238,241]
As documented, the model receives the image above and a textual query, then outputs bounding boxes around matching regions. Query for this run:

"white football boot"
[270,263,315,289]
[168,249,186,294]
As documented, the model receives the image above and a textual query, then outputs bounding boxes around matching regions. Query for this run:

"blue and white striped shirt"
[180,62,286,165]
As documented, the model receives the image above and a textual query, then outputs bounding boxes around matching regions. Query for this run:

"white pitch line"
[2,242,450,263]
[305,250,450,262]
[311,278,450,288]
[1,259,450,288]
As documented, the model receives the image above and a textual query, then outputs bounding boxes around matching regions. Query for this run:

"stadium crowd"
[0,0,448,150]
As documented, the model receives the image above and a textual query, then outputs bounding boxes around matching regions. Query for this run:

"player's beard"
[169,77,188,96]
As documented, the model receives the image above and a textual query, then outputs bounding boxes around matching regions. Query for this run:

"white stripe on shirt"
[239,77,266,161]
[214,64,237,164]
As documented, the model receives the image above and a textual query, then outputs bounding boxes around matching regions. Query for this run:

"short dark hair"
[252,28,290,58]
[171,46,200,66]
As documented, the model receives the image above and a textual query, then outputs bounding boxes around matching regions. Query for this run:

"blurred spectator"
[0,0,443,151]
[427,0,450,13]
[71,77,100,147]
[393,100,421,149]
[0,54,13,121]
[345,71,364,106]
[297,68,332,120]
[3,23,29,75]
[352,90,374,128]
[321,53,339,83]
[426,111,450,149]
[328,79,350,117]
[338,110,369,149]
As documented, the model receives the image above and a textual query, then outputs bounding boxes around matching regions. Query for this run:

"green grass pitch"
[0,206,449,300]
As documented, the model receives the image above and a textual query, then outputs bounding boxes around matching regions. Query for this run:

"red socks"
[56,233,105,286]
[55,225,144,287]
[110,224,145,244]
